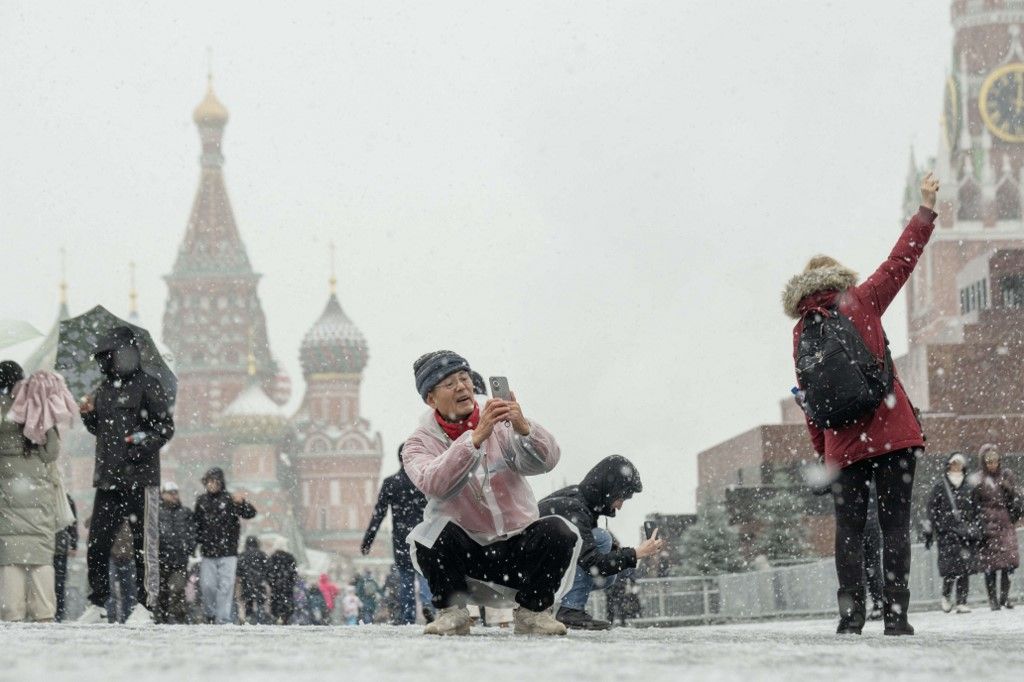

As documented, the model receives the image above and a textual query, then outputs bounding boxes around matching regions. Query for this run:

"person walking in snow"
[402,350,579,636]
[193,467,257,624]
[266,549,297,625]
[237,536,269,624]
[970,445,1020,610]
[340,585,362,625]
[924,453,978,614]
[784,173,940,636]
[0,362,71,622]
[539,455,664,630]
[156,481,196,624]
[361,445,431,625]
[78,327,174,624]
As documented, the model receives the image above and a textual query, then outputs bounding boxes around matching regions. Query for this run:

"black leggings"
[985,569,1014,602]
[942,574,970,605]
[832,449,918,592]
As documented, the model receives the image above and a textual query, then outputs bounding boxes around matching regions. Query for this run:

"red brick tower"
[161,79,290,494]
[904,3,1024,350]
[292,265,383,571]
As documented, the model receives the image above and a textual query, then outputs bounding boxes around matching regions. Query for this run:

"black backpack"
[795,306,893,429]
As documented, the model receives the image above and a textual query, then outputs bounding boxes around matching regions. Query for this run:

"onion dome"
[193,80,229,126]
[219,383,289,443]
[299,294,368,376]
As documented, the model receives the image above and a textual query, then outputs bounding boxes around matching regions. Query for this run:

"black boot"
[836,588,865,635]
[556,606,612,631]
[883,588,915,636]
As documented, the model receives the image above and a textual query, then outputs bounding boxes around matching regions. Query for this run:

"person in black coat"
[361,445,430,625]
[266,550,297,625]
[237,536,269,624]
[924,452,979,613]
[156,481,196,623]
[193,467,256,624]
[53,495,78,622]
[539,455,664,630]
[79,326,174,621]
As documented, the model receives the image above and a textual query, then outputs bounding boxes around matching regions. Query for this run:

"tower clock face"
[980,63,1024,143]
[943,75,960,150]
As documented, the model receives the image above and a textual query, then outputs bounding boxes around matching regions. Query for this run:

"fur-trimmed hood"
[782,265,858,319]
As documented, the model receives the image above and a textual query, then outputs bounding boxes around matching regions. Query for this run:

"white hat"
[161,481,179,493]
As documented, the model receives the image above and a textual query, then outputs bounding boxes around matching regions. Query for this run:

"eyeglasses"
[436,372,473,392]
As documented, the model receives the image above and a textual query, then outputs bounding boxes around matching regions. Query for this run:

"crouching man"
[540,455,664,629]
[403,350,580,636]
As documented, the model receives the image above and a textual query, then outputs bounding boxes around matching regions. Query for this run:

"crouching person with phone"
[539,455,664,630]
[403,350,580,636]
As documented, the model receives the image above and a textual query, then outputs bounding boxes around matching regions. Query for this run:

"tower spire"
[329,241,337,295]
[59,247,67,306]
[128,261,138,318]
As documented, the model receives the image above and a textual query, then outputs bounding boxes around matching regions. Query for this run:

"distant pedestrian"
[355,570,381,624]
[78,327,174,624]
[923,453,979,614]
[361,445,431,625]
[318,573,339,619]
[237,536,269,624]
[266,550,297,625]
[194,467,257,624]
[156,481,195,624]
[970,445,1021,610]
[784,174,939,636]
[341,585,362,626]
[0,362,69,622]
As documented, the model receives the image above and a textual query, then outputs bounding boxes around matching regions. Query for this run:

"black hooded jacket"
[361,456,427,569]
[159,498,197,568]
[237,536,269,598]
[80,327,174,489]
[539,455,643,577]
[193,468,257,558]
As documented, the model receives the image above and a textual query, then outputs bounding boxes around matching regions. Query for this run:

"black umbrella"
[55,305,176,405]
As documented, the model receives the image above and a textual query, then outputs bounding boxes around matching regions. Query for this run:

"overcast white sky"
[1,1,952,541]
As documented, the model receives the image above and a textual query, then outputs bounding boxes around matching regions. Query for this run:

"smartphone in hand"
[489,376,512,401]
[643,521,658,540]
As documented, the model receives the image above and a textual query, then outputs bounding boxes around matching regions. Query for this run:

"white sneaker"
[514,607,567,636]
[125,603,155,626]
[941,595,953,613]
[76,604,107,624]
[423,606,472,636]
[956,604,972,614]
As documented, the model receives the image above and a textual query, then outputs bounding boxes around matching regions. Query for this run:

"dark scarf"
[435,404,480,441]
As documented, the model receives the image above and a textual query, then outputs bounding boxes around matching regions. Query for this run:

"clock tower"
[903,2,1024,355]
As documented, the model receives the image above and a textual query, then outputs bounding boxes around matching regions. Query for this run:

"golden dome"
[193,80,229,125]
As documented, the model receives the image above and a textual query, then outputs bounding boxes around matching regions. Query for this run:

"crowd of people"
[0,174,1020,638]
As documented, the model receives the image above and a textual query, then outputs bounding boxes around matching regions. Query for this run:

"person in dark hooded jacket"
[361,444,430,624]
[266,549,298,625]
[539,455,664,629]
[78,326,174,623]
[237,536,269,624]
[923,453,978,614]
[193,467,256,623]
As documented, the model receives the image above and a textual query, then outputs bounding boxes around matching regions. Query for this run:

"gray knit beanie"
[413,350,471,401]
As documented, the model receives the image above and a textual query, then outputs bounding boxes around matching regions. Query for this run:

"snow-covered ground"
[4,608,1023,682]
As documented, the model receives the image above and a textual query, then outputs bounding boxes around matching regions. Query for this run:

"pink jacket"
[403,408,560,547]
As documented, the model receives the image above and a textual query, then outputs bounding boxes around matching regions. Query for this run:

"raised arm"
[853,173,939,315]
[361,478,393,553]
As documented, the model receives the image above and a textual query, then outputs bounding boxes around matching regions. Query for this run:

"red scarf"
[435,404,480,441]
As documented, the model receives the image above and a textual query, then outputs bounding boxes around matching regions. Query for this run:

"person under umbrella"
[76,326,174,624]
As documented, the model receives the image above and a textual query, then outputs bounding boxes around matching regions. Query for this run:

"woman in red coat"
[783,173,939,636]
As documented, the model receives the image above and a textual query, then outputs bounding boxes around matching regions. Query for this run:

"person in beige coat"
[0,361,63,622]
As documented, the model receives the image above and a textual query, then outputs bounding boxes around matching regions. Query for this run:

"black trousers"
[87,486,160,608]
[53,551,69,622]
[863,522,883,605]
[414,517,578,612]
[156,565,189,624]
[832,449,918,593]
[942,574,970,605]
[243,590,267,624]
[985,569,1014,602]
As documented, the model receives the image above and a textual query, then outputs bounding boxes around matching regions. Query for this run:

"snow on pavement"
[2,608,1023,682]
